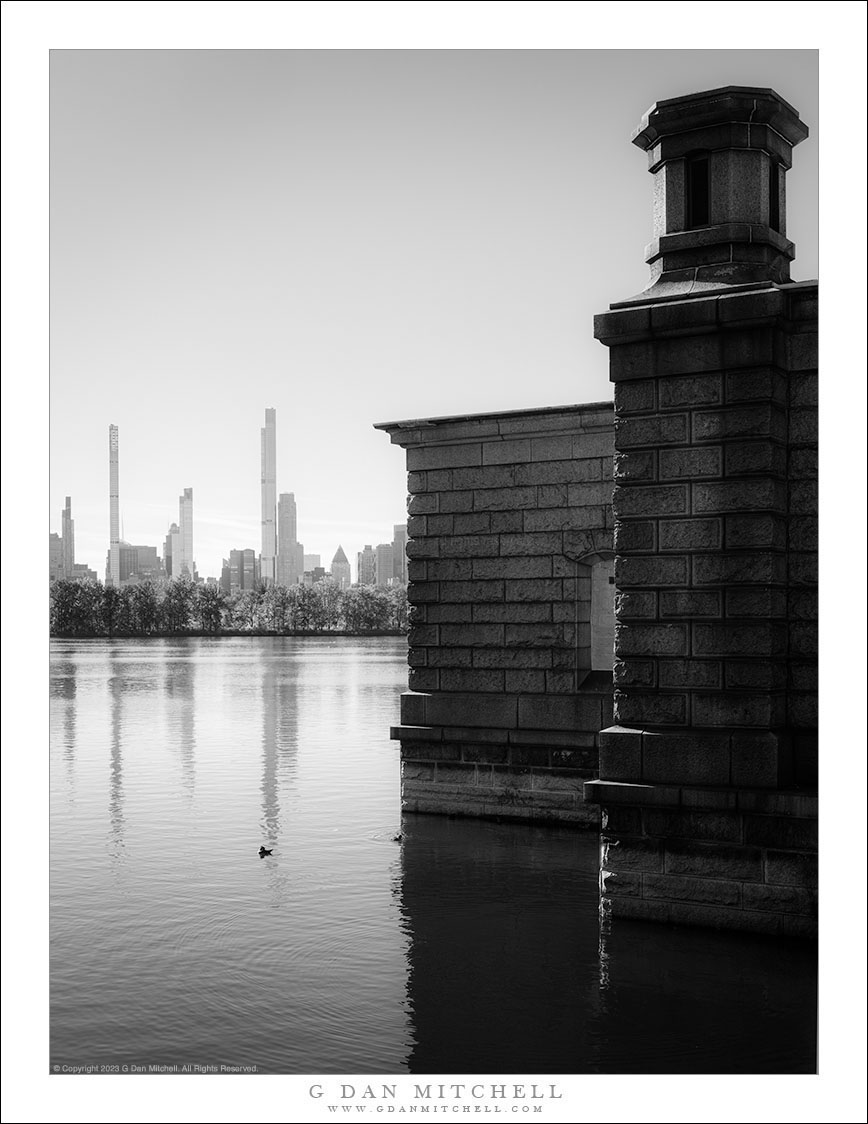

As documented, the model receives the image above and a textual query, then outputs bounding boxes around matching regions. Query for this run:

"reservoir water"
[50,636,816,1074]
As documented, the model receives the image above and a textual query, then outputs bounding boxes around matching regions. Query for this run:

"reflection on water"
[50,637,816,1074]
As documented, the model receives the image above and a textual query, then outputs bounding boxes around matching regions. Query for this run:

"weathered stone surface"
[613,520,656,553]
[616,413,689,447]
[602,836,664,872]
[641,730,731,784]
[407,581,440,603]
[657,659,721,688]
[658,519,721,553]
[614,451,656,481]
[499,532,564,556]
[425,603,473,623]
[437,491,474,513]
[724,368,786,403]
[479,438,530,465]
[617,554,688,586]
[514,458,604,486]
[503,670,547,693]
[659,374,723,408]
[693,692,786,729]
[658,447,722,479]
[660,590,721,617]
[692,404,786,443]
[788,372,818,407]
[693,479,786,514]
[765,850,818,888]
[742,884,817,916]
[788,448,817,479]
[724,440,787,477]
[614,379,656,413]
[408,493,439,514]
[615,692,687,727]
[475,604,552,624]
[614,484,688,517]
[473,649,552,669]
[439,669,505,692]
[664,839,764,882]
[516,696,603,732]
[615,590,658,619]
[692,621,787,657]
[451,513,490,535]
[407,443,483,471]
[744,815,818,851]
[490,511,523,533]
[724,513,787,549]
[616,622,688,656]
[644,873,741,907]
[724,660,787,690]
[524,507,606,532]
[451,465,516,490]
[439,623,503,646]
[599,727,643,780]
[693,553,786,585]
[725,588,787,618]
[408,668,439,691]
[614,658,656,687]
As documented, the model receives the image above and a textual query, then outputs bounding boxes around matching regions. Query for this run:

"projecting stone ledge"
[584,778,817,937]
[392,681,612,826]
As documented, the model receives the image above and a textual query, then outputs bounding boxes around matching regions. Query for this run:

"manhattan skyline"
[47,49,818,579]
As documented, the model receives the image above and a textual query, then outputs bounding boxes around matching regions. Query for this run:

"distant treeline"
[49,577,409,638]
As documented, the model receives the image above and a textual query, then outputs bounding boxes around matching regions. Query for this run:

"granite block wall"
[376,404,615,824]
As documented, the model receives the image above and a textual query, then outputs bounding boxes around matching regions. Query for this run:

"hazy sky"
[49,49,818,579]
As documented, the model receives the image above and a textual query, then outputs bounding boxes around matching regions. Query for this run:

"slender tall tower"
[108,424,120,586]
[392,523,408,584]
[260,408,277,585]
[61,497,75,578]
[178,488,194,578]
[277,492,304,586]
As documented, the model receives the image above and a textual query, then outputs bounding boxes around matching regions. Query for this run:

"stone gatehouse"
[376,86,817,937]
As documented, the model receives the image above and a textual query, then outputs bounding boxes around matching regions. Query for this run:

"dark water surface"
[50,637,816,1074]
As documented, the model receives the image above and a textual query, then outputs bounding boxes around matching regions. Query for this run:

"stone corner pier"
[374,403,616,826]
[584,86,818,937]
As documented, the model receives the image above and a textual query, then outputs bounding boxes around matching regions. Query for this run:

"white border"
[3,4,866,1123]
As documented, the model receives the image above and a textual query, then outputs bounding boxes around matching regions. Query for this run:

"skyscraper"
[49,533,64,582]
[108,424,120,586]
[220,549,260,595]
[392,524,408,585]
[330,546,351,590]
[178,487,194,578]
[164,523,180,578]
[357,545,376,586]
[277,492,304,587]
[260,408,277,585]
[375,543,394,588]
[61,497,75,578]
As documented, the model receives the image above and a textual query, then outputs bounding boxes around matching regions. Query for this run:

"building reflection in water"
[395,815,600,1074]
[585,909,817,1073]
[107,649,126,865]
[395,816,817,1074]
[164,645,196,801]
[51,658,78,801]
[259,643,300,904]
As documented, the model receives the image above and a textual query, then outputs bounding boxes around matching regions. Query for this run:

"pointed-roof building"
[330,545,351,590]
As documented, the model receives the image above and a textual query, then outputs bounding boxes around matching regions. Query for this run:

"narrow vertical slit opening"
[687,153,710,228]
